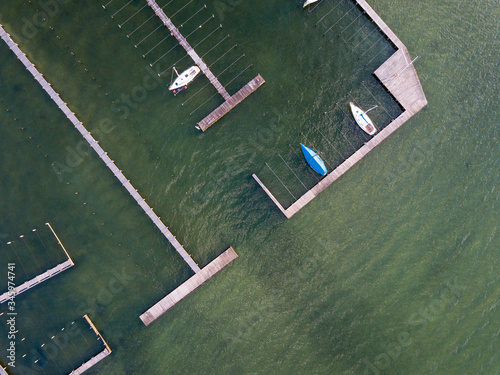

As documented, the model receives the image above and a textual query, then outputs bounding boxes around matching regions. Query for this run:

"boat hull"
[349,102,377,135]
[301,144,327,176]
[169,66,201,91]
[303,0,320,8]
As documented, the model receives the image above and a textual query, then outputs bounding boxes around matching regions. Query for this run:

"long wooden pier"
[0,24,201,274]
[146,0,230,100]
[0,259,74,304]
[146,0,265,131]
[68,314,111,375]
[253,0,427,218]
[140,247,238,326]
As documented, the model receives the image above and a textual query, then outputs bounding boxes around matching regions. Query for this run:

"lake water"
[0,0,498,374]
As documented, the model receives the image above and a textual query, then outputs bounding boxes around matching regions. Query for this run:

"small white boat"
[349,102,377,135]
[168,66,200,92]
[303,0,320,8]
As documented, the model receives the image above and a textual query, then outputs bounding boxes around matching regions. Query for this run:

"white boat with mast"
[349,102,378,135]
[303,0,321,8]
[169,66,201,95]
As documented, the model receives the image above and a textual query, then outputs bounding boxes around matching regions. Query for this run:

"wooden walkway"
[146,0,230,101]
[68,314,112,375]
[0,24,201,274]
[146,0,265,131]
[140,247,238,326]
[253,0,427,219]
[0,259,74,304]
[197,74,265,131]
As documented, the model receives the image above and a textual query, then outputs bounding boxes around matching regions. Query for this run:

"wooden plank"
[140,247,238,326]
[0,24,201,274]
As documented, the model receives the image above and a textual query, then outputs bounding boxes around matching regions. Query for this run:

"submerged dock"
[140,247,238,326]
[146,0,265,131]
[0,24,201,274]
[253,0,427,219]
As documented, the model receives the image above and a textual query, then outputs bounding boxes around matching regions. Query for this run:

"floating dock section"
[146,0,265,131]
[197,74,265,131]
[0,23,201,274]
[0,223,74,304]
[253,0,427,219]
[68,314,112,375]
[140,247,238,326]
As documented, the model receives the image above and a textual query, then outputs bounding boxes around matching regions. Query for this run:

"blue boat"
[301,144,327,176]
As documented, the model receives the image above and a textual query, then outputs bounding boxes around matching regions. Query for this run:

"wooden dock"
[83,314,112,353]
[0,259,74,304]
[0,24,201,274]
[68,349,111,375]
[253,0,427,219]
[68,314,112,375]
[146,0,230,100]
[146,0,265,131]
[197,74,265,131]
[140,247,238,326]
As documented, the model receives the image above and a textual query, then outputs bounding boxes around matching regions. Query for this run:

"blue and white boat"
[349,102,377,135]
[301,144,327,176]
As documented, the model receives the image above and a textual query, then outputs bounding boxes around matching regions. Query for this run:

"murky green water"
[0,0,498,374]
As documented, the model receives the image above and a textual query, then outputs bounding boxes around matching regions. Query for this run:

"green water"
[0,0,498,374]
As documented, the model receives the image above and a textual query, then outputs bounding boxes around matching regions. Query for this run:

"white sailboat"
[303,0,320,8]
[168,66,201,93]
[349,102,377,135]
